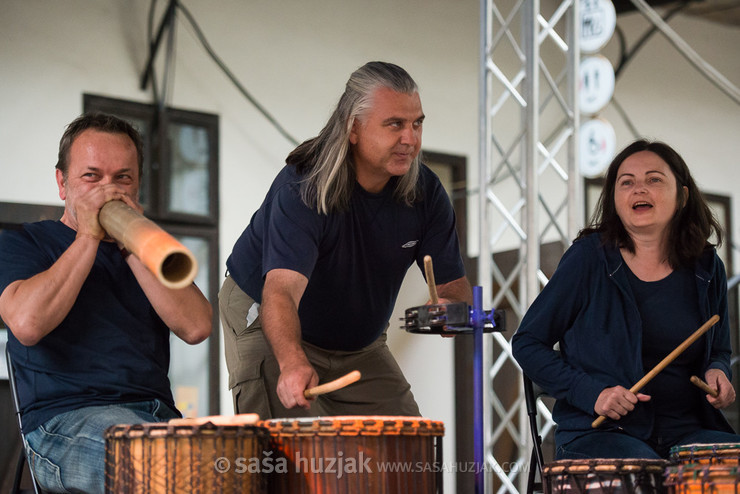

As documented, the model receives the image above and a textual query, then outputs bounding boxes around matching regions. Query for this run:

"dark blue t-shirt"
[625,264,704,438]
[0,221,177,432]
[226,163,466,351]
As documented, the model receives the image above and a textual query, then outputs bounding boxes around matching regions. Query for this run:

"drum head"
[260,415,444,436]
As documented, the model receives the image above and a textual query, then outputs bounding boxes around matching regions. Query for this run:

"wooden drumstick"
[690,375,719,398]
[592,314,720,428]
[169,413,260,426]
[424,255,439,305]
[304,370,361,398]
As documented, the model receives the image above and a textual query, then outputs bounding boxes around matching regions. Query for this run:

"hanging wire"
[160,4,177,111]
[175,2,300,146]
[610,97,641,138]
[146,0,161,104]
[628,0,740,105]
[614,1,689,78]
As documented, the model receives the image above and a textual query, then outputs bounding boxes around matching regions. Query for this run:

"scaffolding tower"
[478,0,582,492]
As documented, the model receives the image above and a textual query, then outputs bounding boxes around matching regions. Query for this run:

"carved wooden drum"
[260,415,445,493]
[104,420,270,493]
[664,443,740,493]
[543,458,669,494]
[669,443,740,466]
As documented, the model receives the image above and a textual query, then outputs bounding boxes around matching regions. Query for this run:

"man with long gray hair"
[220,61,472,418]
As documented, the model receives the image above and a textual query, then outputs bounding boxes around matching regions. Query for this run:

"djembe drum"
[669,443,740,466]
[664,443,740,493]
[543,458,669,494]
[105,419,270,493]
[260,416,444,493]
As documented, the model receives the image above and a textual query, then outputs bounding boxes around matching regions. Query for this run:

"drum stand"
[404,285,504,494]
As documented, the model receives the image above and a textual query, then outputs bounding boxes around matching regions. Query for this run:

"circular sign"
[580,0,617,54]
[579,55,615,115]
[579,118,616,178]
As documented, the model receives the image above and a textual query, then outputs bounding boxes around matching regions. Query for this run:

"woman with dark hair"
[513,139,740,459]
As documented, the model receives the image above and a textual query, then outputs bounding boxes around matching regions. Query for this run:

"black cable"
[614,25,628,79]
[614,1,689,79]
[160,4,177,111]
[610,96,641,139]
[176,2,299,146]
[147,0,160,104]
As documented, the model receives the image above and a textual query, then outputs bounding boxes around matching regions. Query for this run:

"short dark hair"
[56,113,144,179]
[577,139,722,267]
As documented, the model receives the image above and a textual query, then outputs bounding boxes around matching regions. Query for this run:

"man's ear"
[349,119,359,145]
[56,169,67,201]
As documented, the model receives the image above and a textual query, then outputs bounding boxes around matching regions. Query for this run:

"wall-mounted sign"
[580,0,617,54]
[579,118,616,178]
[579,55,615,115]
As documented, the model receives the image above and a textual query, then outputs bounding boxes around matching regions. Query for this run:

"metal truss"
[478,0,582,492]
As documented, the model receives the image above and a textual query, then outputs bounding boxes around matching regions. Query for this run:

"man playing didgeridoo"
[0,113,212,493]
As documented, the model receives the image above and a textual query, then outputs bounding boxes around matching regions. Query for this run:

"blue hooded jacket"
[512,232,734,446]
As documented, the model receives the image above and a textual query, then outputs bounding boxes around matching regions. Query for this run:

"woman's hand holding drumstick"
[592,314,720,428]
[701,368,736,409]
[304,370,361,399]
[690,375,719,398]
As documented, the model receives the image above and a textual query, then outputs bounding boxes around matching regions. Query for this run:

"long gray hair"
[287,61,421,214]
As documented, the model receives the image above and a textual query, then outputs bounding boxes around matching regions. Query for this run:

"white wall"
[2,1,739,492]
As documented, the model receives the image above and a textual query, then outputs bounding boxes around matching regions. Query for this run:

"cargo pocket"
[230,358,271,417]
[219,276,260,338]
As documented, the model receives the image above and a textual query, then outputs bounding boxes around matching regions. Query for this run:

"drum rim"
[257,415,445,437]
[104,421,270,438]
[543,458,670,475]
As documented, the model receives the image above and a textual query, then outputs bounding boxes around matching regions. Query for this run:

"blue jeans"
[24,400,180,494]
[557,429,740,460]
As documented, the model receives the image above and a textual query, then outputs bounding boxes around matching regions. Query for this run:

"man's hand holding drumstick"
[304,371,362,399]
[423,255,473,307]
[423,256,474,338]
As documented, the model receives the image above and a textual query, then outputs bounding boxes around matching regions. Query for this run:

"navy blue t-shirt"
[226,163,466,351]
[0,221,177,432]
[625,264,704,439]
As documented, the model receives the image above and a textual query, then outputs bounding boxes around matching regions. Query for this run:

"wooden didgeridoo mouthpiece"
[99,200,198,289]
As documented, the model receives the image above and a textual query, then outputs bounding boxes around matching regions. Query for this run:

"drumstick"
[424,255,439,305]
[304,370,361,398]
[592,314,720,428]
[168,413,260,426]
[690,375,719,398]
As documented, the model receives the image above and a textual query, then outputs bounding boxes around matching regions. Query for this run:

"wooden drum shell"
[105,422,270,493]
[665,443,740,494]
[543,458,669,494]
[260,415,445,494]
